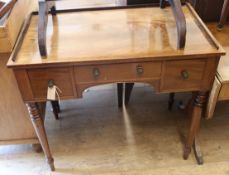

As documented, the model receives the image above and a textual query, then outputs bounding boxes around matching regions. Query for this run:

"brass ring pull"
[181,70,189,80]
[93,68,100,78]
[136,65,144,75]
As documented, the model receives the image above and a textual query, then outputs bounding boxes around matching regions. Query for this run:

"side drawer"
[161,59,206,91]
[27,67,76,99]
[75,62,162,83]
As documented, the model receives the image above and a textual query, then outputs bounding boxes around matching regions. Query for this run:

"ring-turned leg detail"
[183,91,207,162]
[26,102,55,171]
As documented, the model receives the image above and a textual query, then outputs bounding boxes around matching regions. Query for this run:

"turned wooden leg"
[183,91,207,163]
[218,0,229,30]
[168,93,175,111]
[185,92,197,115]
[26,102,55,171]
[117,83,123,108]
[51,101,60,120]
[125,83,134,105]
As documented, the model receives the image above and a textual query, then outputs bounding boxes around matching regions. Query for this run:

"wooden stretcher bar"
[37,0,187,57]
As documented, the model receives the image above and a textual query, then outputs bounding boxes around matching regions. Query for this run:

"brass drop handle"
[136,65,144,75]
[48,79,55,88]
[181,70,189,80]
[93,68,100,78]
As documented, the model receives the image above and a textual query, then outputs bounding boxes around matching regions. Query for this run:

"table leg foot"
[183,145,191,160]
[193,138,204,165]
[26,102,55,171]
[183,91,206,163]
[218,0,229,30]
[217,24,224,31]
[47,157,55,171]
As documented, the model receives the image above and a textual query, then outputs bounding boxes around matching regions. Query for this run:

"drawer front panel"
[27,67,75,99]
[75,62,162,83]
[161,59,206,91]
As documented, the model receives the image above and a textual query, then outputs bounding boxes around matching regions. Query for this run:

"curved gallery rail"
[37,0,187,57]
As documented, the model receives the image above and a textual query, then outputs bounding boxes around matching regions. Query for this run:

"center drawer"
[74,62,162,83]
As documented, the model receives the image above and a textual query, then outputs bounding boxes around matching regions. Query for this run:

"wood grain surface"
[8,6,224,67]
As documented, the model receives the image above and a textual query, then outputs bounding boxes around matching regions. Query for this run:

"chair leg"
[125,83,134,105]
[51,101,60,120]
[117,83,123,108]
[218,0,229,30]
[168,93,175,111]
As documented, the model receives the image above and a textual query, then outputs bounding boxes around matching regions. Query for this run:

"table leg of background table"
[117,83,123,108]
[183,91,206,161]
[218,0,229,29]
[168,93,175,111]
[26,102,55,171]
[125,83,134,105]
[160,0,166,8]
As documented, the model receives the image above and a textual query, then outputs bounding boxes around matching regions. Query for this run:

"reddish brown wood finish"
[7,5,225,170]
[183,91,207,160]
[161,59,206,92]
[28,67,76,100]
[26,102,55,171]
[75,62,162,84]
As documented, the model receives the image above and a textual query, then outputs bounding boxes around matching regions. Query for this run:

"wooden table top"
[8,5,225,68]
